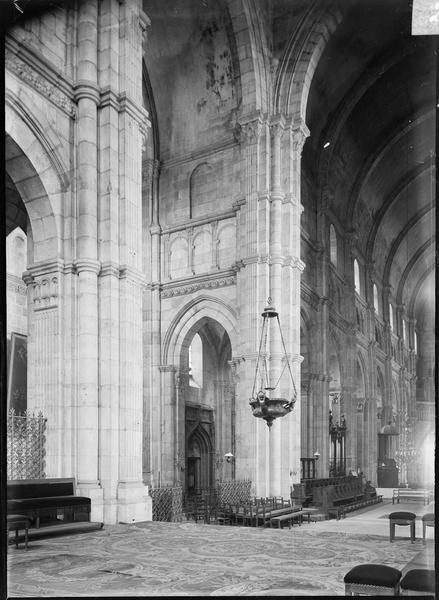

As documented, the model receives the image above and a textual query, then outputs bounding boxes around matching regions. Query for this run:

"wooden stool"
[389,511,416,543]
[344,564,402,596]
[7,514,31,550]
[400,569,435,596]
[422,513,434,544]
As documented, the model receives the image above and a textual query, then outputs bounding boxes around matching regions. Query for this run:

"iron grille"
[216,479,251,505]
[7,408,46,479]
[150,485,184,522]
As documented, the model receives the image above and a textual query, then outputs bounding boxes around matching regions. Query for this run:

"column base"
[102,499,119,525]
[76,482,104,523]
[117,481,152,523]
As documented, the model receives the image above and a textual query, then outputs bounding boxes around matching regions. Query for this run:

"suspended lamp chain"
[251,312,268,399]
[277,314,297,400]
[261,315,270,390]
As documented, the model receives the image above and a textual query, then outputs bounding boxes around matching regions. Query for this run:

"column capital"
[23,258,64,280]
[99,261,120,278]
[269,114,287,137]
[118,92,151,131]
[119,265,148,286]
[289,118,310,154]
[283,255,306,272]
[236,112,266,145]
[73,81,101,103]
[74,259,101,275]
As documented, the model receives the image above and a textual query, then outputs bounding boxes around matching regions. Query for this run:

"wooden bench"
[7,478,91,528]
[392,489,432,505]
[270,510,306,528]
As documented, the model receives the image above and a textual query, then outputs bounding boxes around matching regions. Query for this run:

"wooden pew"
[7,478,91,528]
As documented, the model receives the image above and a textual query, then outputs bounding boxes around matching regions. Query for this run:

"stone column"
[280,121,307,491]
[158,365,177,485]
[116,0,151,522]
[300,378,311,459]
[96,0,122,523]
[234,114,269,496]
[309,372,331,477]
[268,117,285,496]
[174,369,188,485]
[24,263,63,477]
[142,157,161,486]
[73,0,103,518]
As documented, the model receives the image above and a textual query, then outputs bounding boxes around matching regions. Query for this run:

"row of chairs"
[214,496,303,528]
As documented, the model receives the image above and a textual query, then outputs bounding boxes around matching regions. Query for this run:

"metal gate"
[7,409,47,479]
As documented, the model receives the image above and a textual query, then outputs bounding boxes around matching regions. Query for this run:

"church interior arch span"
[4,0,435,532]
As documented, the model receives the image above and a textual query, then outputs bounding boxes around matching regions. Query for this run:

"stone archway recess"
[152,297,237,488]
[5,106,68,480]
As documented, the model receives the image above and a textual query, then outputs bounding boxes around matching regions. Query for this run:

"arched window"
[329,224,337,266]
[389,303,394,331]
[414,330,418,354]
[373,283,379,314]
[189,333,203,388]
[6,227,27,276]
[403,319,407,344]
[354,259,361,294]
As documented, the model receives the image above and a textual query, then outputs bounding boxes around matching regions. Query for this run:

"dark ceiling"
[301,0,436,329]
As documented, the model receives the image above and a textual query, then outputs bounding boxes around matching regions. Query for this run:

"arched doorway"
[186,424,213,494]
[181,318,232,495]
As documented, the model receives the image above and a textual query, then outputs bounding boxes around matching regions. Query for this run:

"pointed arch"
[5,101,65,262]
[163,295,237,366]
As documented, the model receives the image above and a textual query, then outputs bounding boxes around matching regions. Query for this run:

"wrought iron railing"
[150,485,184,522]
[216,479,251,505]
[7,408,47,479]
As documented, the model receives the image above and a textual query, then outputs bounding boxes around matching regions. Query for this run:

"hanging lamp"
[249,298,297,428]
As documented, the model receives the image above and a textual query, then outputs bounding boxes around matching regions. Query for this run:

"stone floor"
[6,499,435,597]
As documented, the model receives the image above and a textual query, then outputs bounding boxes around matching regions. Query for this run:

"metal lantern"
[249,298,297,428]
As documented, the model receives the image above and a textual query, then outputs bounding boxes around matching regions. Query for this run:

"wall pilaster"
[73,0,103,519]
[23,263,64,477]
[234,113,267,495]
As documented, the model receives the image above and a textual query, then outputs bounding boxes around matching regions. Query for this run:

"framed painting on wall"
[7,332,27,414]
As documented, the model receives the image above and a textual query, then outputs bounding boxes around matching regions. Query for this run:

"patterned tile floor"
[6,499,435,597]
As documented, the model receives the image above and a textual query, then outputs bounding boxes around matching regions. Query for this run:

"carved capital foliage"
[237,115,265,146]
[161,274,236,299]
[283,256,306,272]
[139,9,151,47]
[6,50,77,118]
[290,120,310,155]
[269,115,286,139]
[28,275,59,310]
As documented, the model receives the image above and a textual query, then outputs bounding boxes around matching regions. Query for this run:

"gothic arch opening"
[181,318,233,494]
[5,127,64,478]
[5,134,42,415]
